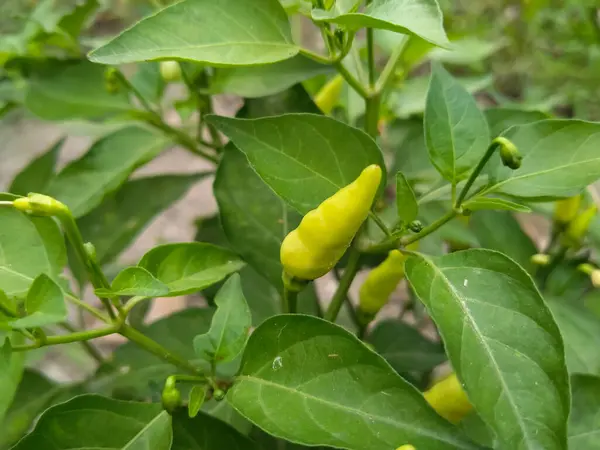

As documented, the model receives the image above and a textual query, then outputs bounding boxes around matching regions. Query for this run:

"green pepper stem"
[401,210,458,246]
[11,325,119,352]
[282,287,298,314]
[325,247,362,322]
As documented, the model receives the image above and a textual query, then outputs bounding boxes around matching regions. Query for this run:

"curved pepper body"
[280,165,382,280]
[563,204,597,247]
[314,74,343,115]
[554,195,581,225]
[424,373,472,424]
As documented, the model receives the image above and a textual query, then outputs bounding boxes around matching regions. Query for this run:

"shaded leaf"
[9,138,63,196]
[240,84,321,118]
[96,267,169,297]
[208,114,386,214]
[484,108,547,138]
[131,62,166,106]
[390,119,437,182]
[229,315,479,449]
[10,274,66,329]
[569,374,600,449]
[406,249,570,450]
[429,38,504,65]
[89,0,298,66]
[188,385,207,418]
[0,335,25,425]
[463,197,531,213]
[396,172,418,223]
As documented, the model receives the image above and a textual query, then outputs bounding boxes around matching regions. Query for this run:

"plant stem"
[375,37,407,93]
[149,119,220,164]
[299,47,333,65]
[364,93,381,138]
[0,201,14,206]
[65,293,110,322]
[119,324,202,375]
[369,211,392,237]
[366,27,376,88]
[455,140,503,208]
[59,322,106,364]
[122,295,149,316]
[282,287,298,314]
[335,61,370,99]
[539,245,569,290]
[325,247,362,322]
[12,325,118,352]
[401,209,458,246]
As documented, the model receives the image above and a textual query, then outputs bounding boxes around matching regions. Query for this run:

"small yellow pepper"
[424,373,472,424]
[314,75,343,115]
[280,165,382,280]
[13,193,69,217]
[562,204,597,248]
[554,195,582,225]
[160,61,182,82]
[396,446,416,450]
[358,244,417,319]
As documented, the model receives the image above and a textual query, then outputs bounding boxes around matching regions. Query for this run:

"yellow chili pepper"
[13,193,69,217]
[396,446,416,450]
[280,165,382,280]
[554,195,582,225]
[358,244,417,319]
[314,75,343,115]
[424,373,472,424]
[562,204,597,248]
[160,61,182,82]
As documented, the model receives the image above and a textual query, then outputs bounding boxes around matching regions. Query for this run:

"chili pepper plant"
[1,1,600,449]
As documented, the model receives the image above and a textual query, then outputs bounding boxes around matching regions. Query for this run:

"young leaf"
[188,385,207,418]
[396,172,418,223]
[366,319,446,374]
[95,267,169,297]
[46,126,170,217]
[89,0,298,66]
[462,197,531,213]
[138,243,245,297]
[424,64,490,183]
[228,315,480,449]
[405,249,570,450]
[483,120,600,199]
[211,55,332,98]
[312,0,449,48]
[0,205,66,296]
[12,395,172,450]
[9,138,63,196]
[215,145,300,289]
[0,336,25,426]
[569,374,600,449]
[194,274,251,364]
[208,114,386,214]
[25,60,131,120]
[172,410,258,450]
[10,274,66,329]
[77,174,205,266]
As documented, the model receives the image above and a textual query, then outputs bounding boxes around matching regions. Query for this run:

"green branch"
[325,247,362,322]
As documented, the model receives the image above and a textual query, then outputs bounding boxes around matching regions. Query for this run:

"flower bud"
[531,254,550,266]
[496,137,522,170]
[161,385,182,413]
[13,193,69,217]
[160,61,182,82]
[554,195,582,225]
[396,446,416,450]
[592,270,600,289]
[408,220,423,233]
[104,67,120,94]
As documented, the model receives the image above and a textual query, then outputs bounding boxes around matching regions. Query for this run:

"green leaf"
[131,62,166,106]
[193,274,252,363]
[228,315,479,449]
[10,274,66,329]
[172,410,258,450]
[211,56,331,98]
[547,298,600,376]
[215,145,300,288]
[188,385,207,418]
[569,374,600,448]
[88,0,298,66]
[429,38,504,65]
[0,335,25,426]
[424,64,490,182]
[208,114,386,214]
[0,205,66,297]
[463,197,531,213]
[240,84,321,118]
[312,0,449,48]
[366,319,446,374]
[469,210,537,271]
[484,107,547,137]
[405,249,570,450]
[9,138,63,196]
[46,126,169,218]
[138,243,245,297]
[484,120,600,199]
[12,395,172,450]
[96,267,169,297]
[390,119,438,182]
[396,172,418,223]
[25,60,131,120]
[77,174,204,265]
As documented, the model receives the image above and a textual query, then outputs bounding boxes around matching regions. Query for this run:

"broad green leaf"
[132,63,166,106]
[424,64,490,182]
[240,84,321,117]
[366,319,446,374]
[312,0,449,47]
[569,374,600,448]
[208,114,386,214]
[188,385,207,418]
[12,395,171,450]
[172,410,258,450]
[419,202,479,249]
[484,107,547,137]
[25,60,131,120]
[483,120,600,199]
[89,0,298,66]
[9,138,63,196]
[0,335,25,426]
[211,56,331,98]
[547,298,600,375]
[396,172,418,223]
[46,126,169,218]
[10,274,66,329]
[215,145,300,288]
[463,197,531,213]
[405,249,570,450]
[469,211,536,271]
[96,267,169,297]
[193,274,252,363]
[229,315,479,449]
[138,243,245,297]
[77,174,205,265]
[390,119,437,182]
[429,38,504,65]
[0,205,66,296]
